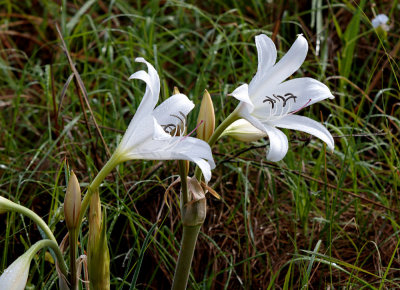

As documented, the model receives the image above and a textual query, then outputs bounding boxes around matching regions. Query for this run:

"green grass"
[1,0,400,288]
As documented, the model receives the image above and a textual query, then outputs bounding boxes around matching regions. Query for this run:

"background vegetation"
[0,0,399,288]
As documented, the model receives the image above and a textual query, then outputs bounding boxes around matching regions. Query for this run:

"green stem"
[171,225,202,290]
[31,239,69,281]
[8,202,57,243]
[178,160,189,205]
[78,153,121,229]
[68,230,78,289]
[194,107,240,180]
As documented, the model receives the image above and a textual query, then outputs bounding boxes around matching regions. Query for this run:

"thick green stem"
[194,107,240,180]
[171,225,202,290]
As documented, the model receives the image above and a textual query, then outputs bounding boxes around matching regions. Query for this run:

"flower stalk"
[172,178,206,290]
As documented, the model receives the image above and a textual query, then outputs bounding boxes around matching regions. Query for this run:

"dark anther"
[162,124,176,133]
[273,94,286,102]
[284,93,297,107]
[170,114,184,124]
[263,96,276,108]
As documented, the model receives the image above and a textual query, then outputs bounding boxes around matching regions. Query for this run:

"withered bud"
[181,177,206,226]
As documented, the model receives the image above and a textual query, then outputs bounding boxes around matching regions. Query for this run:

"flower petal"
[123,136,215,183]
[262,125,289,162]
[0,252,30,290]
[120,59,161,152]
[251,77,334,120]
[248,34,277,93]
[229,84,254,111]
[250,35,308,99]
[128,58,160,115]
[153,93,194,133]
[269,115,334,150]
[222,119,267,142]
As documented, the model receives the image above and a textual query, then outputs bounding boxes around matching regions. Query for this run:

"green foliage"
[0,0,399,288]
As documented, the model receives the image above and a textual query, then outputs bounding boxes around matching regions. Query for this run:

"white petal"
[269,115,334,150]
[251,77,334,120]
[255,34,277,71]
[262,125,289,162]
[123,136,215,182]
[229,84,254,112]
[238,104,268,133]
[129,58,160,115]
[120,58,161,152]
[250,35,308,99]
[117,113,155,153]
[153,93,194,130]
[0,254,30,290]
[248,34,277,93]
[134,57,160,100]
[223,119,267,142]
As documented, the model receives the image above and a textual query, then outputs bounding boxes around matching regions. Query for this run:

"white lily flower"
[113,57,215,182]
[229,34,334,162]
[371,14,389,31]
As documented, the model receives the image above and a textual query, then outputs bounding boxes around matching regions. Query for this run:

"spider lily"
[229,34,334,162]
[104,57,215,183]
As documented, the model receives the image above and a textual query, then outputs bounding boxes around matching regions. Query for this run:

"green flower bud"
[64,171,81,230]
[196,90,215,142]
[88,191,110,290]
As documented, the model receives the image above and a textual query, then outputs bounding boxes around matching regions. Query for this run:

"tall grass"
[0,0,399,288]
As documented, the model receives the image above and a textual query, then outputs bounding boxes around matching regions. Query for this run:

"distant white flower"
[372,14,389,31]
[113,58,215,182]
[230,34,334,162]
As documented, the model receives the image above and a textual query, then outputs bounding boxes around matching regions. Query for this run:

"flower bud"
[222,119,266,142]
[88,191,110,290]
[196,90,215,142]
[64,171,81,230]
[173,86,180,95]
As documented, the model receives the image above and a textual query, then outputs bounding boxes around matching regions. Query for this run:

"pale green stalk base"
[171,225,202,290]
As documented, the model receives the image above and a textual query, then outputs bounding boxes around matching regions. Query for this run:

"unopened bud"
[64,171,81,230]
[222,119,266,142]
[196,90,215,142]
[173,86,180,95]
[88,191,110,290]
